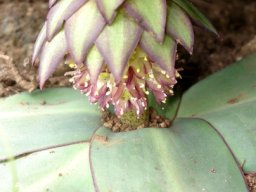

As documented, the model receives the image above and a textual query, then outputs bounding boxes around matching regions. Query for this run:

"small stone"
[112,125,120,132]
[103,121,113,128]
[159,122,166,128]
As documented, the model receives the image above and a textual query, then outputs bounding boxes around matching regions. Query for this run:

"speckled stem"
[119,109,149,129]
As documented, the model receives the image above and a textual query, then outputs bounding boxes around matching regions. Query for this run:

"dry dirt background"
[0,0,256,191]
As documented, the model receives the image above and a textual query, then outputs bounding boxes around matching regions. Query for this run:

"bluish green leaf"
[178,54,256,173]
[90,119,247,192]
[0,143,93,192]
[0,88,100,161]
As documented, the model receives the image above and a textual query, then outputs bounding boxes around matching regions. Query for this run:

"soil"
[246,174,256,192]
[0,0,256,190]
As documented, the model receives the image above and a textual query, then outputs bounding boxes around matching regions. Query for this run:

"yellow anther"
[149,74,154,78]
[169,90,174,94]
[69,63,76,68]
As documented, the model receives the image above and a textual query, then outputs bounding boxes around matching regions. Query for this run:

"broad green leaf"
[65,0,106,64]
[173,0,218,35]
[140,32,177,76]
[124,0,167,42]
[90,119,247,192]
[0,143,93,192]
[178,54,256,173]
[166,2,194,53]
[96,0,125,24]
[0,88,101,161]
[95,11,142,82]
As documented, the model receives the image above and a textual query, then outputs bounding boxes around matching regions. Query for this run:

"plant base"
[102,108,171,132]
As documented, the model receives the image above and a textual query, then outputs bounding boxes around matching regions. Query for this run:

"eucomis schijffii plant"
[33,0,216,117]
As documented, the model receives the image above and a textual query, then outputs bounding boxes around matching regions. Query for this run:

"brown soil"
[246,174,256,192]
[0,0,256,190]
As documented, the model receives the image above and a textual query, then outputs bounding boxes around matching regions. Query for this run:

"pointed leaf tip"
[32,23,47,65]
[167,3,194,53]
[39,31,67,89]
[96,12,142,82]
[140,32,177,76]
[86,46,104,83]
[124,0,167,42]
[47,0,87,40]
[173,0,218,36]
[96,0,125,24]
[65,0,106,65]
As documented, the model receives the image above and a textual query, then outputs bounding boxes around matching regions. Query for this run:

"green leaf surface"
[173,0,218,35]
[178,54,256,173]
[0,88,101,160]
[0,143,93,192]
[0,89,247,192]
[90,119,247,192]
